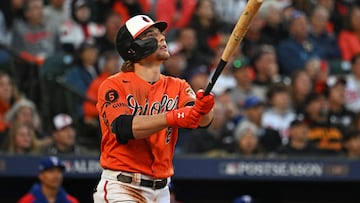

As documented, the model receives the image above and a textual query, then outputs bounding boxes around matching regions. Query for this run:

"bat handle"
[204,59,227,95]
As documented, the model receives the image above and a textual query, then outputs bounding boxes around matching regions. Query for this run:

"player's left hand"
[193,89,215,115]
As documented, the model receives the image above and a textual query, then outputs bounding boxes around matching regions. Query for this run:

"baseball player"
[93,15,215,203]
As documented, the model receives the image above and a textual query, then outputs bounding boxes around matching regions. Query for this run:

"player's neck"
[134,64,160,83]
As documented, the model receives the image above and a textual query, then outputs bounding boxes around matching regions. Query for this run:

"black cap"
[304,91,326,106]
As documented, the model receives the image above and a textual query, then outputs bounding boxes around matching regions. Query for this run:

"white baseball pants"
[93,169,171,203]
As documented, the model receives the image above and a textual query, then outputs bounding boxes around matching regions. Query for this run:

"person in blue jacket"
[17,156,79,203]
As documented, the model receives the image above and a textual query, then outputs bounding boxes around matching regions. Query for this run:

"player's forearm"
[198,108,214,127]
[132,114,168,139]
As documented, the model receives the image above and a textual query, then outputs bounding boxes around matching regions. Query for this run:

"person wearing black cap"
[276,116,323,157]
[18,156,79,203]
[304,91,344,155]
[326,76,355,129]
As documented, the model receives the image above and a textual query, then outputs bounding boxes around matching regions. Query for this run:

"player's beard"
[149,49,170,62]
[157,48,170,61]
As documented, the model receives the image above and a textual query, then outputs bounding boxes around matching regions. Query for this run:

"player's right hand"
[193,89,215,115]
[166,106,201,128]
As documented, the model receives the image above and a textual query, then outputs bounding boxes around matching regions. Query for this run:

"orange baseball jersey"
[96,71,196,178]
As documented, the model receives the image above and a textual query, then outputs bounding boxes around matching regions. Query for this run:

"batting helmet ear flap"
[115,25,158,62]
[129,38,158,61]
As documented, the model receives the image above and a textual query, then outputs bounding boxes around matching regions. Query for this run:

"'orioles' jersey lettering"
[96,72,195,179]
[128,94,178,116]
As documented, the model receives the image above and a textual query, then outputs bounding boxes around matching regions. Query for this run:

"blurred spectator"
[82,51,120,149]
[337,5,360,61]
[241,15,265,59]
[1,122,40,155]
[345,53,360,112]
[11,0,60,60]
[259,1,288,47]
[276,116,323,157]
[305,58,330,94]
[326,76,354,128]
[240,96,282,153]
[59,0,105,53]
[281,3,296,26]
[352,112,360,131]
[162,47,188,78]
[229,57,258,110]
[43,113,88,155]
[315,0,346,35]
[95,11,122,54]
[342,129,360,158]
[5,98,52,148]
[290,70,312,114]
[64,41,99,120]
[261,83,295,144]
[112,0,151,24]
[0,0,25,45]
[187,65,209,92]
[189,0,223,65]
[217,86,242,128]
[232,120,261,156]
[213,0,247,33]
[43,0,70,31]
[309,5,341,61]
[90,0,114,23]
[17,156,79,203]
[304,57,321,81]
[291,0,314,16]
[183,101,235,156]
[0,71,22,143]
[277,10,322,76]
[167,27,206,79]
[251,44,283,101]
[155,0,196,39]
[305,92,344,155]
[209,45,238,97]
[83,51,120,125]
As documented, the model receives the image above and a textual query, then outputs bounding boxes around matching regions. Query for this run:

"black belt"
[116,173,167,190]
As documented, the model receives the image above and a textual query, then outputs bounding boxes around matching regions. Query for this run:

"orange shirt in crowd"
[0,101,10,133]
[338,30,360,61]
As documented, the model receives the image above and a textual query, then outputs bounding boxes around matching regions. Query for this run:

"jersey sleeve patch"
[105,89,119,103]
[185,87,196,99]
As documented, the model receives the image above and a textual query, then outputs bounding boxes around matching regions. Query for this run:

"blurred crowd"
[1,0,360,159]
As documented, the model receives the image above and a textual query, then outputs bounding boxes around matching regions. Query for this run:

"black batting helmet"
[115,15,167,62]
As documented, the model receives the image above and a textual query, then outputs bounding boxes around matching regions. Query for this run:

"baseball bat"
[204,0,263,95]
